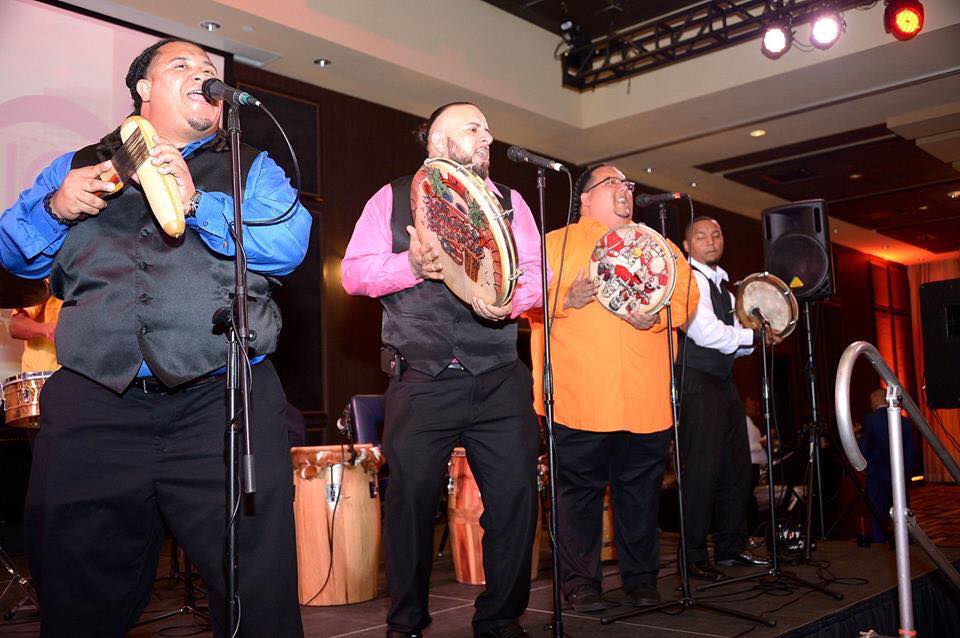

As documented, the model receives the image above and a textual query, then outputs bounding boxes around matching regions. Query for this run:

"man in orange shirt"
[10,292,62,373]
[526,164,698,612]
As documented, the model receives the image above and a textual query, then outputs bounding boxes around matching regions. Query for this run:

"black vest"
[51,138,280,393]
[679,266,737,379]
[381,175,518,376]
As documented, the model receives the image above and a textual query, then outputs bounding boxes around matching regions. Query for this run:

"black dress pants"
[24,362,303,638]
[678,367,752,563]
[382,361,540,635]
[553,423,671,598]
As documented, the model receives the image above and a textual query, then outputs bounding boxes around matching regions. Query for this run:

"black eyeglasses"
[585,177,636,193]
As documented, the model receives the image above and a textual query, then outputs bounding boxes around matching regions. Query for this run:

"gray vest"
[381,175,518,376]
[679,267,737,379]
[51,139,280,393]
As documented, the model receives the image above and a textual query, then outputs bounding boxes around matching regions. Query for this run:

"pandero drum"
[2,371,54,429]
[447,447,544,585]
[411,158,520,307]
[735,272,799,338]
[291,443,384,606]
[589,223,678,318]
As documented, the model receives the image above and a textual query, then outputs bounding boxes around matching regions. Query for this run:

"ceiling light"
[313,58,333,67]
[761,21,792,59]
[810,10,844,49]
[918,205,929,211]
[198,20,221,32]
[885,1,924,41]
[848,173,863,180]
[689,181,698,188]
[241,25,254,33]
[750,129,767,138]
[948,190,960,199]
[644,167,654,173]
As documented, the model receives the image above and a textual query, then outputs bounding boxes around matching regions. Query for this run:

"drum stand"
[602,203,773,629]
[0,543,38,621]
[697,318,842,601]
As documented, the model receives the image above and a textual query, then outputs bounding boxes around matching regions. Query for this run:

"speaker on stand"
[761,199,836,557]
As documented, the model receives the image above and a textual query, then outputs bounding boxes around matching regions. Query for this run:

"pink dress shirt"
[341,178,546,318]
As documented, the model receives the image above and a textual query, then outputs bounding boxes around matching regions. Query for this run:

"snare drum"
[291,444,384,606]
[447,448,543,585]
[590,223,678,318]
[735,272,799,338]
[411,158,520,307]
[2,371,54,429]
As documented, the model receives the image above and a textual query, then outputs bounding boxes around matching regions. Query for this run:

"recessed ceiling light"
[198,20,221,31]
[918,205,929,211]
[848,173,863,180]
[241,25,254,33]
[644,167,654,173]
[313,58,333,67]
[749,129,766,138]
[948,190,960,199]
[689,181,698,188]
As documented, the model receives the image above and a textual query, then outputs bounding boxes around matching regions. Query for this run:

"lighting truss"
[560,0,874,91]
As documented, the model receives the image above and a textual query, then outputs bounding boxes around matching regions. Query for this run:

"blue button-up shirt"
[0,131,312,378]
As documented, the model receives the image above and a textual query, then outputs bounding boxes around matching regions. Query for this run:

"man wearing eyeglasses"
[525,164,697,612]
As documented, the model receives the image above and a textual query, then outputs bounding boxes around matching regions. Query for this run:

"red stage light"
[885,1,924,41]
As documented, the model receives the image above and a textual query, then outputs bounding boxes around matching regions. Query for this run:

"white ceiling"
[64,0,960,264]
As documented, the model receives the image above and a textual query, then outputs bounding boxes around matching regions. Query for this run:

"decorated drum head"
[411,158,519,307]
[735,272,799,338]
[589,223,677,318]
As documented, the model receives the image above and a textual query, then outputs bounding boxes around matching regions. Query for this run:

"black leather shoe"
[627,586,661,607]
[568,587,609,612]
[475,622,528,638]
[716,550,771,567]
[687,560,727,581]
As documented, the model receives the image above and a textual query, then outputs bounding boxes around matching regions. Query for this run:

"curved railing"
[835,341,960,637]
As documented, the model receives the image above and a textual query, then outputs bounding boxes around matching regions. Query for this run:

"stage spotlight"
[810,10,844,49]
[885,0,924,41]
[761,21,792,59]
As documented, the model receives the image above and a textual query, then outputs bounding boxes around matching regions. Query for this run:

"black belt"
[130,373,224,395]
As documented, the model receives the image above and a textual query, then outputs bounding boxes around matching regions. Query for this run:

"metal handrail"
[835,341,960,638]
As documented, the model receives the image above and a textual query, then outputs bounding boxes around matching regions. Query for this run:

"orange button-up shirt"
[17,296,62,373]
[524,218,699,434]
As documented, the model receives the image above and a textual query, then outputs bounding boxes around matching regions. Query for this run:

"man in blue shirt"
[0,38,310,637]
[859,387,917,543]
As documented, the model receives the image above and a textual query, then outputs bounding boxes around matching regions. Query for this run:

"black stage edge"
[1,538,958,636]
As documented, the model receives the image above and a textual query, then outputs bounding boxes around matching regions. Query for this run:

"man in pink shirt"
[342,102,544,638]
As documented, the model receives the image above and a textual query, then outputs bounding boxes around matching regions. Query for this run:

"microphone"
[506,145,566,172]
[634,191,687,208]
[327,463,344,507]
[201,78,261,107]
[751,306,770,326]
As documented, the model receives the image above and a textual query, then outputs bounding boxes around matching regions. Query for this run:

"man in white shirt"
[677,216,772,580]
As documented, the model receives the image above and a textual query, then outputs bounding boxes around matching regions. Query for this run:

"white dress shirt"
[685,257,754,357]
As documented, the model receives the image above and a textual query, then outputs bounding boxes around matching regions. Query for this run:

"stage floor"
[2,534,956,637]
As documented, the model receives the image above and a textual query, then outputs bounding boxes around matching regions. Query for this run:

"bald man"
[342,102,545,638]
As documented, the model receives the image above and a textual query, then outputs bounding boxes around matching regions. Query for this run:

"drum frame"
[414,158,520,307]
[734,271,799,338]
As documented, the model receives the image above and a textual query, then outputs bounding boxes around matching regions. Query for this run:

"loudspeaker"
[919,278,960,409]
[761,199,835,301]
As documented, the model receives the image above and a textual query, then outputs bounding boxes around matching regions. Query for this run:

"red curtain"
[908,258,960,483]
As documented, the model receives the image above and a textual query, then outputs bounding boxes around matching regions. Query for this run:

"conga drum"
[2,371,54,429]
[291,444,384,606]
[447,448,543,585]
[590,223,677,318]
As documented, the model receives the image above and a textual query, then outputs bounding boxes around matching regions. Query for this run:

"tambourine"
[589,223,677,318]
[735,272,799,338]
[411,158,519,307]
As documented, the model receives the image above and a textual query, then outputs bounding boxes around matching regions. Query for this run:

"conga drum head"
[2,370,54,429]
[411,158,519,307]
[589,223,677,318]
[735,272,799,338]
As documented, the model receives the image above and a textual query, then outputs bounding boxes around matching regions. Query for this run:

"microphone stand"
[223,104,257,638]
[603,202,772,628]
[534,167,568,638]
[698,313,842,601]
